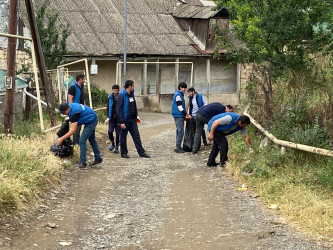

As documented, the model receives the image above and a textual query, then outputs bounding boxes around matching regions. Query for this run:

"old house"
[52,0,248,111]
[1,0,250,117]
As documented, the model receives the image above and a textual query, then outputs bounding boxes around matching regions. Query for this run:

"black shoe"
[192,151,198,154]
[174,148,185,153]
[207,162,219,167]
[90,159,102,166]
[140,153,151,158]
[74,163,87,169]
[220,162,227,168]
[121,154,130,159]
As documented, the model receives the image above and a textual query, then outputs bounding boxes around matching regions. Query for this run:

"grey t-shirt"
[218,115,247,135]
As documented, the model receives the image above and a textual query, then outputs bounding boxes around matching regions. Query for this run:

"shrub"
[84,84,108,108]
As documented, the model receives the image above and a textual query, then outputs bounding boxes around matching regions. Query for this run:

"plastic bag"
[50,120,74,158]
[182,118,196,152]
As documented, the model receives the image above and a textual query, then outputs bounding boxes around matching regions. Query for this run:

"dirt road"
[0,112,330,249]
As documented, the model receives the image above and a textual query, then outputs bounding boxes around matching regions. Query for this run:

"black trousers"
[207,131,228,165]
[73,124,82,145]
[192,114,210,153]
[120,120,145,156]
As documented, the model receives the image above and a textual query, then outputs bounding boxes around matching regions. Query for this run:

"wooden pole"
[25,0,56,126]
[244,104,333,157]
[4,0,18,134]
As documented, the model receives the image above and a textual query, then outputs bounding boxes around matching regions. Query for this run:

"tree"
[35,0,70,69]
[23,0,70,122]
[215,0,333,118]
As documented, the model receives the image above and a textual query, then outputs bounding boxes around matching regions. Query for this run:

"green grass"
[227,129,333,239]
[0,134,63,213]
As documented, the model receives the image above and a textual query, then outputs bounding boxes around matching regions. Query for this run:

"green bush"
[84,84,108,108]
[96,109,107,123]
[291,122,329,149]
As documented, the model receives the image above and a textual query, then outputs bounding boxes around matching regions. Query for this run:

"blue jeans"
[79,119,102,164]
[120,120,145,156]
[174,117,185,149]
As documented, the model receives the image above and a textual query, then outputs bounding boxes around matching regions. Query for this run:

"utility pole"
[4,0,18,134]
[123,0,128,84]
[25,0,56,126]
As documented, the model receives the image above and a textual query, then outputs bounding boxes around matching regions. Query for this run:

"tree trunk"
[25,0,57,126]
[24,87,32,121]
[265,64,273,119]
[4,0,18,134]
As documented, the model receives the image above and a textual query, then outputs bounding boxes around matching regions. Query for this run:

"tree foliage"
[35,0,70,69]
[215,0,333,117]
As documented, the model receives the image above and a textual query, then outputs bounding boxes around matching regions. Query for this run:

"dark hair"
[124,80,134,89]
[112,84,119,90]
[59,102,69,114]
[188,87,195,92]
[239,115,250,125]
[226,104,234,110]
[178,82,187,90]
[76,74,85,82]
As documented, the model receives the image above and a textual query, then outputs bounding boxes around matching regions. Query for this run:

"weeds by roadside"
[227,129,333,239]
[0,133,64,213]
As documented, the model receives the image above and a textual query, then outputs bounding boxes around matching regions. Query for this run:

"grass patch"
[0,133,63,213]
[0,107,108,214]
[227,129,333,239]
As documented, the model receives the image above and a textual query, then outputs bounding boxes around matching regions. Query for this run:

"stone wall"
[239,63,253,101]
[0,48,32,72]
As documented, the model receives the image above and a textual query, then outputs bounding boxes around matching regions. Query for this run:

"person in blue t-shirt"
[56,103,102,168]
[192,103,234,154]
[67,74,85,145]
[207,112,252,167]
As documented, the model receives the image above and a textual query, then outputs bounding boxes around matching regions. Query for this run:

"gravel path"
[0,112,330,250]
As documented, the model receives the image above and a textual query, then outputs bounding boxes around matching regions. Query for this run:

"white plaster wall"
[160,63,176,94]
[211,60,237,93]
[62,57,241,112]
[192,58,208,94]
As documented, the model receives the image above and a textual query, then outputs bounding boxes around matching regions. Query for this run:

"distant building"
[1,0,251,116]
[50,0,250,111]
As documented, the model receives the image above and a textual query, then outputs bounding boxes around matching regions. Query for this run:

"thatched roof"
[47,0,207,56]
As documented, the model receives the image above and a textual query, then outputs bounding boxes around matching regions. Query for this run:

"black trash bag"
[182,118,196,152]
[50,120,74,158]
